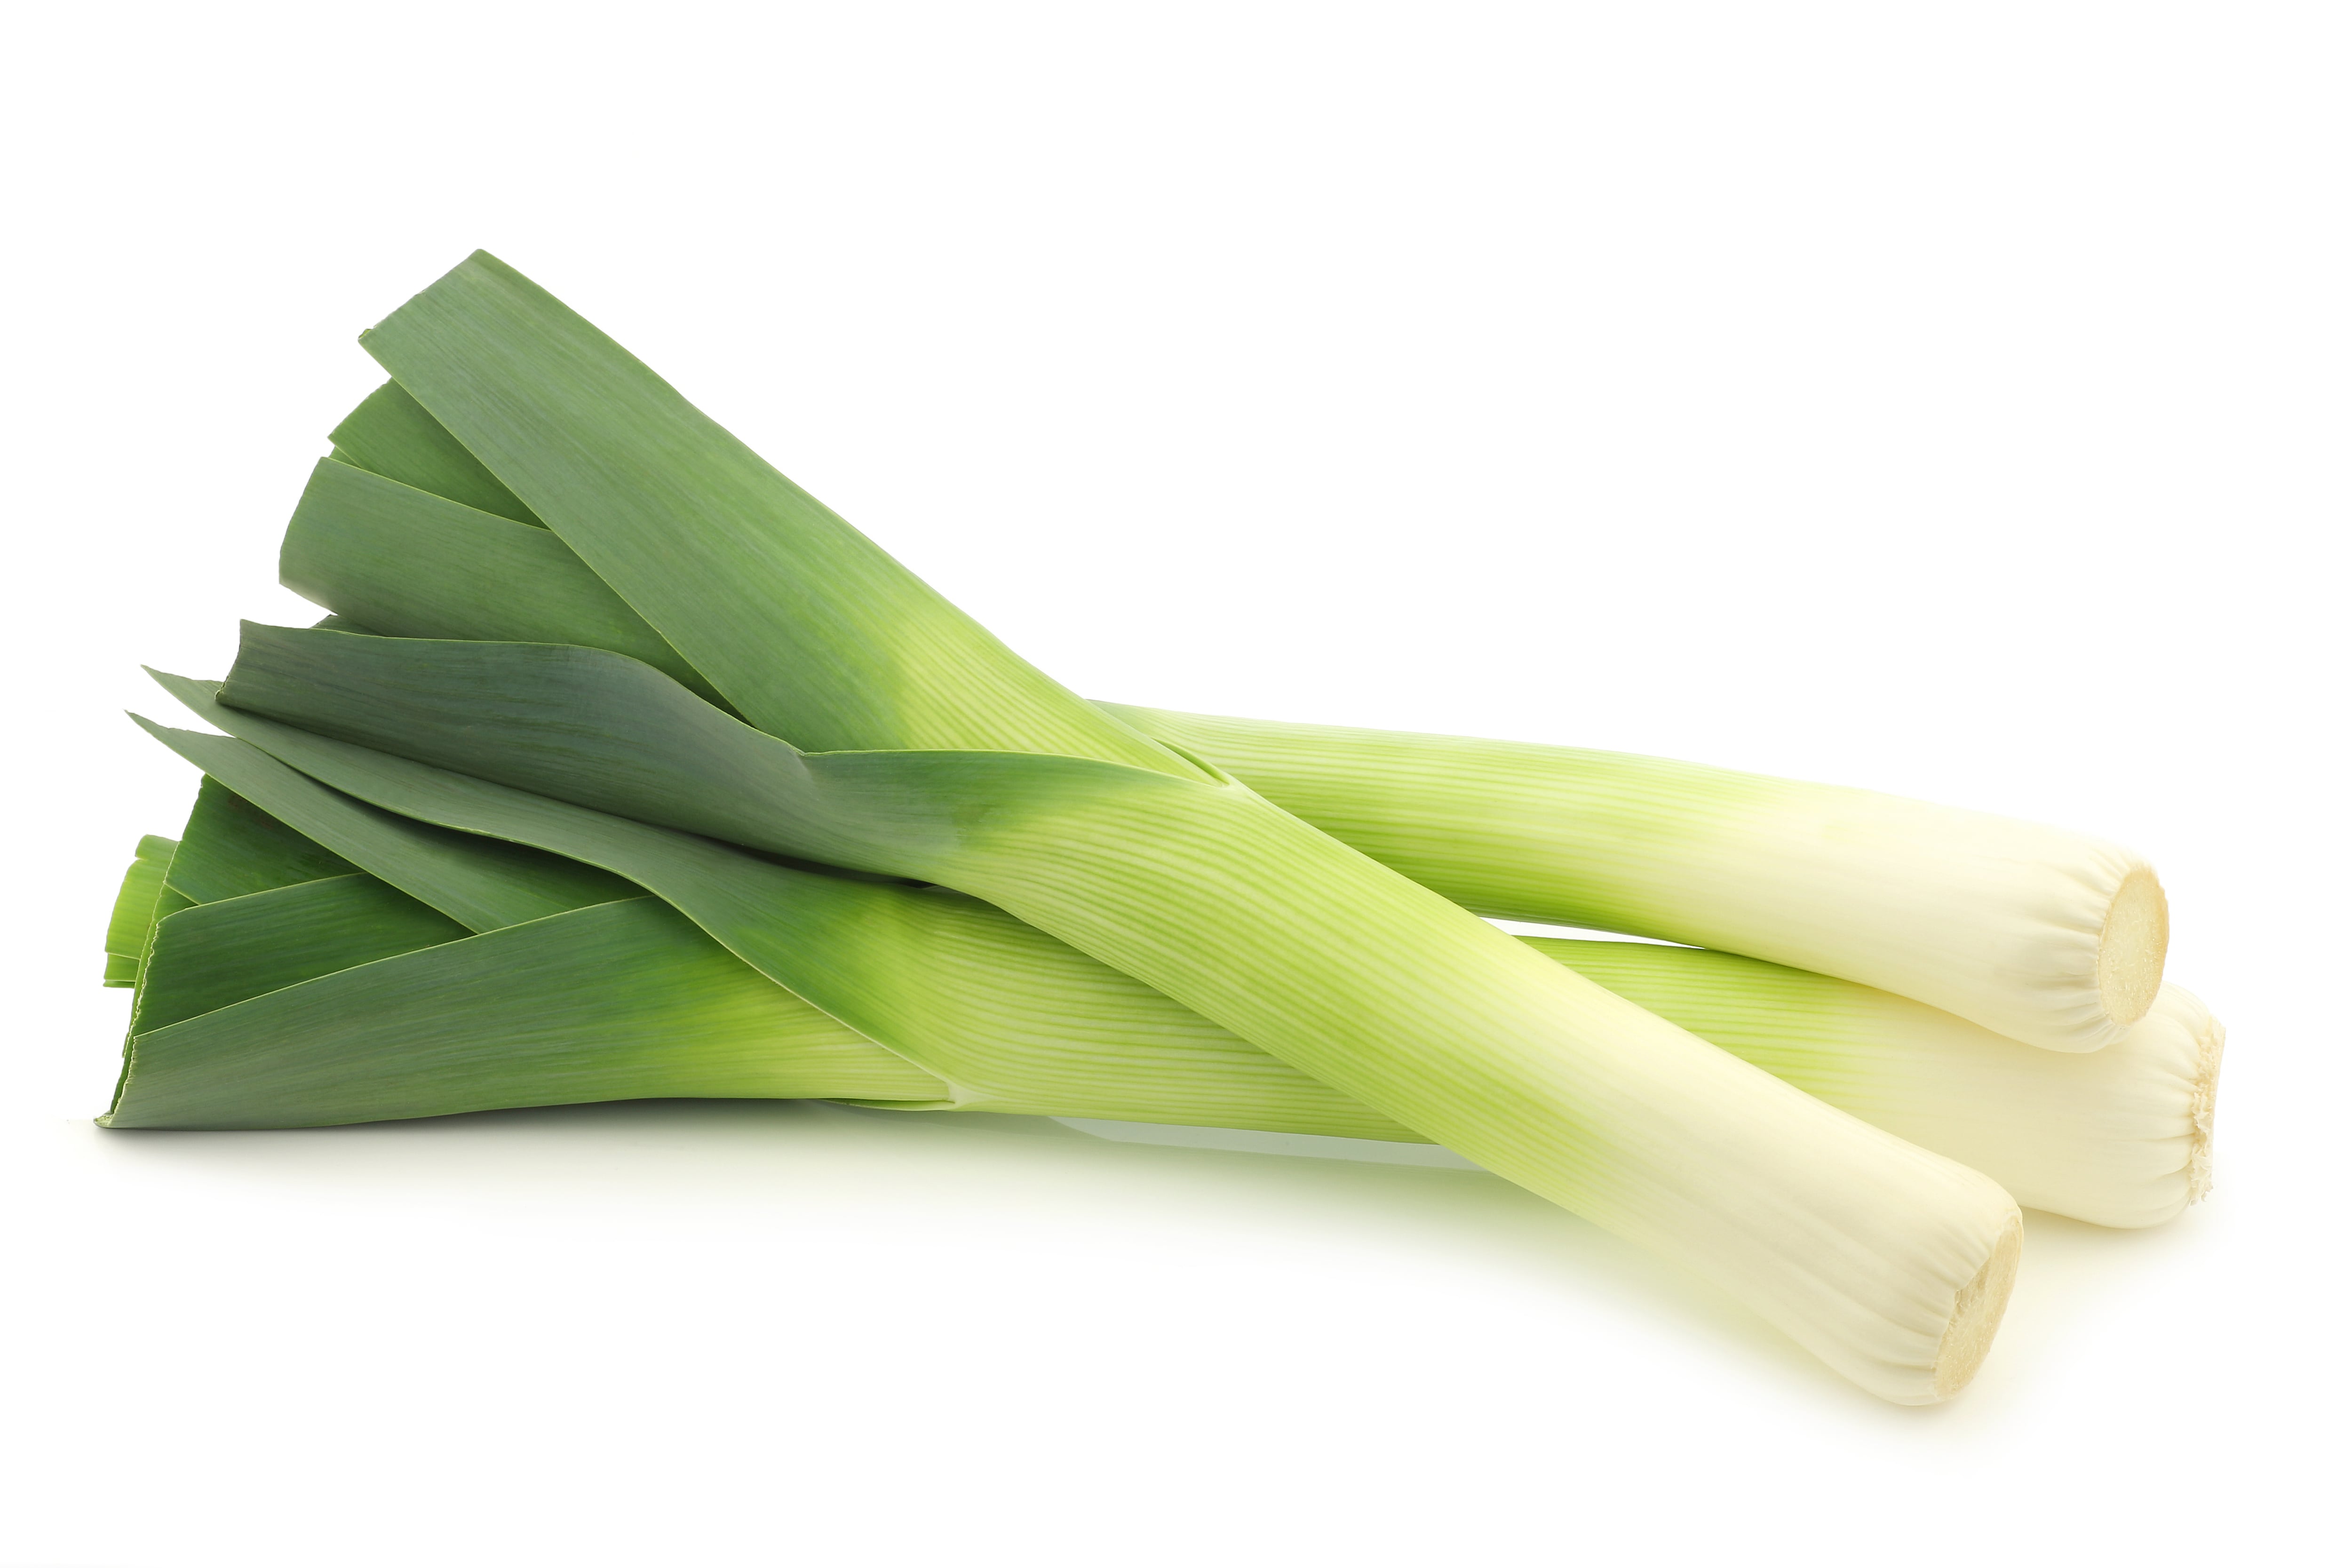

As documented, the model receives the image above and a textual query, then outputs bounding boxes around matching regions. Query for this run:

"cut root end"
[2096,867,2169,1030]
[1931,1215,2023,1401]
[2185,1007,2226,1207]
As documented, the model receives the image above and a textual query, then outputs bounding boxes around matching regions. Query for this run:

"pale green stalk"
[1104,709,2168,1053]
[1523,942,2220,1228]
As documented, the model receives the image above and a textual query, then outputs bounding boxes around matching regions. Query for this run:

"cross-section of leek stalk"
[106,738,2223,1229]
[287,395,2165,1051]
[183,251,2028,1402]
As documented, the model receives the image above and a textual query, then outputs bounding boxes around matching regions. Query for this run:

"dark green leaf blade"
[164,776,358,903]
[109,897,948,1129]
[329,378,545,526]
[360,251,1185,771]
[135,716,636,931]
[134,874,470,1032]
[282,456,731,708]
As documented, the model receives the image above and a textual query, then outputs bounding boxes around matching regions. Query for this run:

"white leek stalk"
[1106,708,2169,1054]
[1533,942,2222,1227]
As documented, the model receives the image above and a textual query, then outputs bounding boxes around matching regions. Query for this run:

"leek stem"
[289,435,2165,1051]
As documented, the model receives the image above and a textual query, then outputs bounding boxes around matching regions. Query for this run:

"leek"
[171,251,2024,1403]
[106,755,2221,1229]
[286,406,2165,1052]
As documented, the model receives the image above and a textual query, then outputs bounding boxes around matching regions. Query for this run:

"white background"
[4,4,2345,1563]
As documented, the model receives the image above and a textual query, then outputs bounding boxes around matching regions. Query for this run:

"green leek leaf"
[134,874,469,1032]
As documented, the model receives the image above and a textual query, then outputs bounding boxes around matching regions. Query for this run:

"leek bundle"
[94,251,2219,1402]
[106,746,2220,1230]
[150,252,2027,1404]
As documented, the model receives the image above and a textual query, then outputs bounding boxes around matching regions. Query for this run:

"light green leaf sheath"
[294,395,2163,1052]
[187,250,2029,1403]
[1105,709,2169,1054]
[102,833,177,986]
